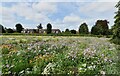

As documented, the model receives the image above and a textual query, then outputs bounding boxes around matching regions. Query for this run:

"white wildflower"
[6,64,9,68]
[17,51,21,56]
[100,71,106,75]
[83,47,96,58]
[88,65,96,70]
[8,71,11,74]
[42,63,56,74]
[43,49,47,52]
[79,67,83,71]
[101,54,104,57]
[104,57,108,62]
[82,64,86,67]
[19,70,24,74]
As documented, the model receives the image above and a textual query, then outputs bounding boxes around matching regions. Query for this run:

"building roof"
[22,29,60,31]
[42,29,60,31]
[22,29,36,31]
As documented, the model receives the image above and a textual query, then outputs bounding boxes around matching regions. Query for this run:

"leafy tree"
[79,23,89,34]
[111,1,120,44]
[64,29,71,34]
[91,20,109,35]
[62,31,64,33]
[0,24,6,33]
[37,23,43,33]
[47,23,52,34]
[6,28,14,33]
[65,29,70,32]
[37,23,43,29]
[15,23,24,33]
[108,29,113,35]
[33,29,37,33]
[70,29,76,34]
[91,25,99,35]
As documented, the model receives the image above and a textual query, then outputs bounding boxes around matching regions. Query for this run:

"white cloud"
[61,14,87,31]
[1,0,119,2]
[1,2,56,28]
[0,6,16,28]
[96,0,119,2]
[78,2,117,29]
[63,14,83,24]
[79,2,116,15]
[0,3,2,24]
[11,3,49,22]
[32,2,57,14]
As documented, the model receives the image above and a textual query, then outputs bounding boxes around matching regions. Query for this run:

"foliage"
[91,25,99,35]
[1,36,119,75]
[0,24,6,33]
[15,23,24,33]
[6,28,14,33]
[111,1,120,45]
[33,29,37,33]
[47,23,52,34]
[70,30,77,34]
[37,23,43,29]
[79,23,89,34]
[65,29,69,32]
[108,29,113,35]
[91,20,109,35]
[64,29,70,34]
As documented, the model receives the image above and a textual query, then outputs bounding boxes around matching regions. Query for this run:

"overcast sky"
[0,0,119,31]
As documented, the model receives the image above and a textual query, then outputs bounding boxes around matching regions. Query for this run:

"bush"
[110,38,120,45]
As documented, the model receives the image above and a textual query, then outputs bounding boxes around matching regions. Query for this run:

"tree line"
[0,23,52,34]
[0,19,112,35]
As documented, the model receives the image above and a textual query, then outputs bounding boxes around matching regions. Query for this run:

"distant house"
[21,29,61,34]
[12,29,16,32]
[21,29,37,33]
[52,29,61,34]
[42,29,61,34]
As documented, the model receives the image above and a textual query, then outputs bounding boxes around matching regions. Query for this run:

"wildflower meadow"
[0,36,120,75]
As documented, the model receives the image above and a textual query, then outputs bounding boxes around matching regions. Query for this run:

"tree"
[64,28,71,34]
[37,23,43,33]
[37,23,43,29]
[15,23,23,33]
[47,23,52,34]
[111,1,120,44]
[108,29,113,35]
[91,20,109,35]
[6,28,14,33]
[79,23,89,34]
[33,29,37,33]
[91,25,99,35]
[0,24,6,33]
[65,29,70,32]
[70,29,76,34]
